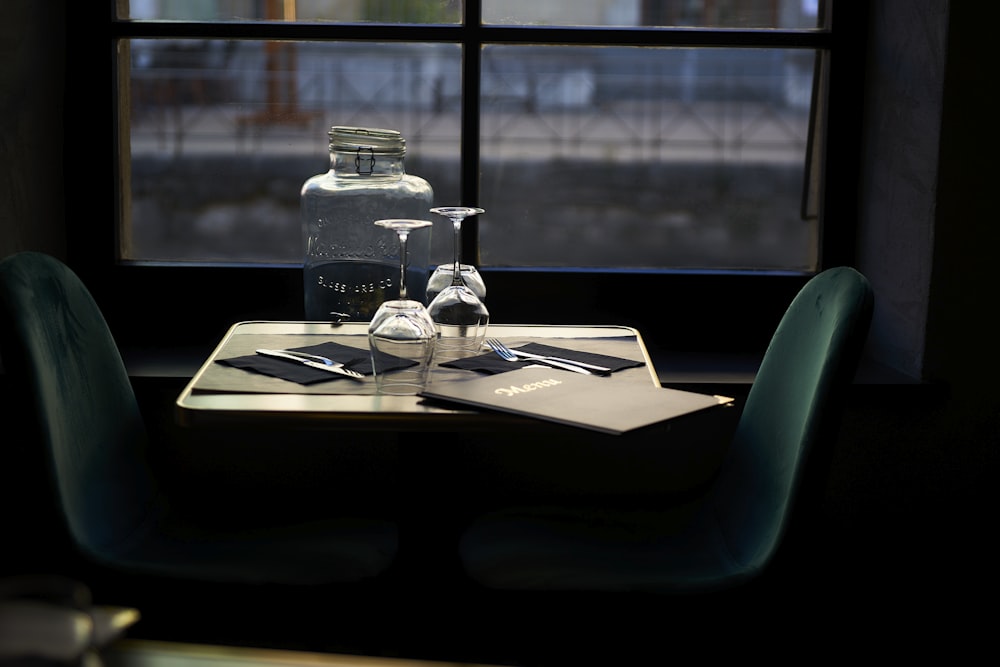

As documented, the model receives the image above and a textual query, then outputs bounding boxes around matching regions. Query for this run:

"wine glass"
[368,219,437,395]
[426,206,489,359]
[426,207,487,303]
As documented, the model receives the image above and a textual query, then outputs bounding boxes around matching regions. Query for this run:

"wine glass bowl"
[426,263,486,303]
[427,207,489,359]
[426,284,489,360]
[368,218,437,395]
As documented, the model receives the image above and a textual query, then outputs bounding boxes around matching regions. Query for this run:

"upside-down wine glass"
[426,207,489,359]
[426,207,487,303]
[368,219,437,395]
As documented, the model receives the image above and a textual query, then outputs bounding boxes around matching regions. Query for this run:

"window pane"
[124,37,821,272]
[479,45,818,270]
[124,1,462,23]
[483,0,823,29]
[126,39,462,263]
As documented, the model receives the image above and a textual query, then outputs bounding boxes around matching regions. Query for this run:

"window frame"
[71,1,867,358]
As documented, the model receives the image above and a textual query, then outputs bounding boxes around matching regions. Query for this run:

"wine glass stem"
[397,231,409,300]
[451,219,463,286]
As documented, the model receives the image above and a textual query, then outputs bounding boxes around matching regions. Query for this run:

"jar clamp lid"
[328,126,406,156]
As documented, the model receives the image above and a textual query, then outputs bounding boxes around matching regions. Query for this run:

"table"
[175,321,665,432]
[170,321,736,553]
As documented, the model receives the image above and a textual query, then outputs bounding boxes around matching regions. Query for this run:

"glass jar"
[301,126,434,322]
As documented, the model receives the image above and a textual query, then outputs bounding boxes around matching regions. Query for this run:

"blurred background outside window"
[121,0,823,271]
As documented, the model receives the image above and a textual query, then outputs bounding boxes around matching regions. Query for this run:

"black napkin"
[439,342,645,375]
[218,341,377,385]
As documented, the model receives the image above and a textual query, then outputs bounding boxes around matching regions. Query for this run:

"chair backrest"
[0,252,163,561]
[710,266,873,574]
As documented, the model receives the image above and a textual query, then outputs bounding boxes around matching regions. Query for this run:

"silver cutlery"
[255,348,365,380]
[485,338,613,375]
[485,338,595,375]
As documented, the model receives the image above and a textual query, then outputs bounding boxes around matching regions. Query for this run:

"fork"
[486,338,613,374]
[485,339,594,375]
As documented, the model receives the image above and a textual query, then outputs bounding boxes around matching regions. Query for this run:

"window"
[81,1,864,354]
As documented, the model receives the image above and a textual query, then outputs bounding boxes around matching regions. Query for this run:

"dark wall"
[924,1,1000,404]
[0,1,66,261]
[834,0,999,598]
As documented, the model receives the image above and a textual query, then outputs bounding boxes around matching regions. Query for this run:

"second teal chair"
[457,266,874,593]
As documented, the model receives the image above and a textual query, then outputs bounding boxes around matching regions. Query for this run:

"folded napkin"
[440,342,645,375]
[218,341,378,385]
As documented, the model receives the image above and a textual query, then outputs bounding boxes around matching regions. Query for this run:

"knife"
[504,349,613,375]
[514,356,593,375]
[255,349,365,380]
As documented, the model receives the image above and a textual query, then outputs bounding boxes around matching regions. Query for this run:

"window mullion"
[461,0,484,266]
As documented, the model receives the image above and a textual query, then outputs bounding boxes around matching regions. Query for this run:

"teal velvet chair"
[457,266,874,593]
[0,251,398,586]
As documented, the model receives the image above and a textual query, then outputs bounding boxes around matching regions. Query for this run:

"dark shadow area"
[3,373,994,663]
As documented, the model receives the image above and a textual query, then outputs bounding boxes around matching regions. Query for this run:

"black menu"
[420,367,731,435]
